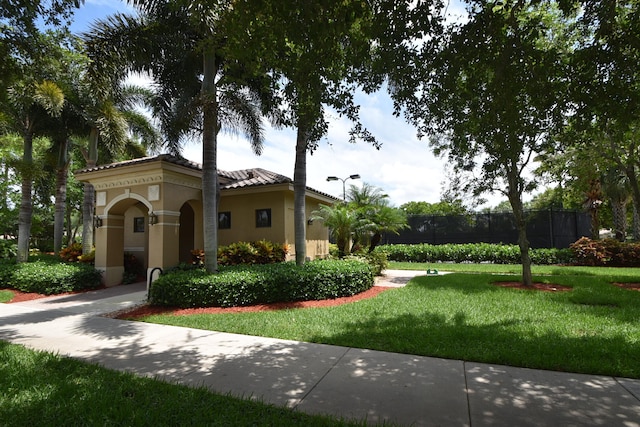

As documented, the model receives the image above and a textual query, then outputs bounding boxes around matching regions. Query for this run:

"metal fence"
[382,209,592,249]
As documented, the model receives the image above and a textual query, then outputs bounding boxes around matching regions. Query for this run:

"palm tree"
[346,183,408,252]
[3,79,65,262]
[602,168,630,241]
[84,2,276,272]
[78,82,162,255]
[311,204,362,258]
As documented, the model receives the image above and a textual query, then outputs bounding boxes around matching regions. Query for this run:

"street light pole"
[326,174,360,201]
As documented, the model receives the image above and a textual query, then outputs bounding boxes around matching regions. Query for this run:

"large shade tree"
[401,0,574,285]
[232,0,443,265]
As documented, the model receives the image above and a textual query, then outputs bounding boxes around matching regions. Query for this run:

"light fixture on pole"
[326,174,360,201]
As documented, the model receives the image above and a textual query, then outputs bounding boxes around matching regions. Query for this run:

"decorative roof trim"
[75,154,338,200]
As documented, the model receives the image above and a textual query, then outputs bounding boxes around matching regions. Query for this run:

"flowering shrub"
[570,237,640,267]
[59,243,83,262]
[190,240,289,267]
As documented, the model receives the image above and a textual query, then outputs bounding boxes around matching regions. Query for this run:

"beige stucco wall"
[76,157,333,286]
[217,186,331,261]
[218,188,288,246]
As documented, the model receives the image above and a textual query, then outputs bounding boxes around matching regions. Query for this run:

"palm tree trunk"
[82,128,99,255]
[611,198,627,241]
[17,132,34,262]
[624,164,640,241]
[53,138,69,254]
[202,45,219,273]
[294,125,308,266]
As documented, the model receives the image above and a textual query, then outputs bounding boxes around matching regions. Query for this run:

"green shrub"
[149,259,374,308]
[375,242,573,265]
[191,240,289,266]
[570,237,640,267]
[0,258,102,294]
[345,251,388,275]
[0,239,17,260]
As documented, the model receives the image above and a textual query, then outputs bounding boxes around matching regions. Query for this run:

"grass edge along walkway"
[0,341,367,427]
[136,268,640,379]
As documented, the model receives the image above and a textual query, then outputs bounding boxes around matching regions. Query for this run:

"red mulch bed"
[613,283,640,291]
[116,286,392,319]
[2,286,106,303]
[493,282,572,292]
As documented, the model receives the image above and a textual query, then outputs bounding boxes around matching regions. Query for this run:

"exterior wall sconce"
[94,215,102,228]
[307,218,313,226]
[148,211,158,226]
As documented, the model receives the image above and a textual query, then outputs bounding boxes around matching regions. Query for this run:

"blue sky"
[69,0,509,208]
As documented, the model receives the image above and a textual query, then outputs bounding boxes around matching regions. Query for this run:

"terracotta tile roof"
[74,154,336,200]
[219,168,291,189]
[75,154,202,173]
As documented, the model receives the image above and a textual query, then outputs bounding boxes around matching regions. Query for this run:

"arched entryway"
[179,202,194,264]
[96,192,154,286]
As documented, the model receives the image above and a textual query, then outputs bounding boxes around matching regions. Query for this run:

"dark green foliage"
[0,258,102,294]
[149,260,374,308]
[122,252,144,284]
[345,251,389,276]
[570,237,640,267]
[189,241,288,267]
[0,239,17,260]
[376,243,573,265]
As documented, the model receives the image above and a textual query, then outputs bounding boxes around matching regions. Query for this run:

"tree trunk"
[17,132,34,263]
[624,163,640,241]
[610,198,627,242]
[82,127,99,255]
[53,138,69,255]
[507,169,532,286]
[202,45,219,273]
[294,125,308,266]
[633,201,640,241]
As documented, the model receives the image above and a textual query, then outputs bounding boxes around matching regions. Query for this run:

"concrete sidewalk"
[1,271,639,426]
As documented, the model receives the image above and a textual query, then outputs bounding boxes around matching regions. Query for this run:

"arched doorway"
[179,202,195,264]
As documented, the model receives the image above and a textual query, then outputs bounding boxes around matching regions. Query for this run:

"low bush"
[0,258,102,294]
[570,237,640,267]
[59,243,83,262]
[0,239,17,260]
[149,259,374,308]
[190,240,289,266]
[344,251,389,276]
[376,242,573,265]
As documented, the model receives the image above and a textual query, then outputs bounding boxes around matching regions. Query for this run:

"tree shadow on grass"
[309,309,640,379]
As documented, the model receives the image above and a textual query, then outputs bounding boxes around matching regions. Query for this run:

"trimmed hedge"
[149,259,375,308]
[375,243,573,265]
[0,258,102,295]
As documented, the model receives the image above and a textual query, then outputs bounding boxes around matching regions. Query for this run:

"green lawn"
[138,267,640,379]
[0,290,13,303]
[0,341,365,426]
[389,261,640,276]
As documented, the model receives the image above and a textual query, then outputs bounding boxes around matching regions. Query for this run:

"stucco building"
[75,155,335,286]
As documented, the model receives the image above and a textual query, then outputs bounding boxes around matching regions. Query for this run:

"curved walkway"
[1,271,639,426]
